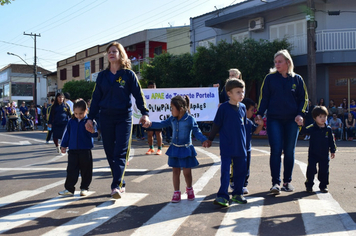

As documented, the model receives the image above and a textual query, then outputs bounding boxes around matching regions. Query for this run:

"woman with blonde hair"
[256,49,308,195]
[85,41,150,199]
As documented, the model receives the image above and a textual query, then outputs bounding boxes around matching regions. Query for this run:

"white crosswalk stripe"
[42,193,147,236]
[1,146,355,235]
[0,191,94,234]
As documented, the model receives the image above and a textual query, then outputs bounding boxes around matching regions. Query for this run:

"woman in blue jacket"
[85,41,150,199]
[256,49,308,195]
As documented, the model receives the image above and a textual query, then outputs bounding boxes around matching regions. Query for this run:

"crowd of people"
[2,43,351,208]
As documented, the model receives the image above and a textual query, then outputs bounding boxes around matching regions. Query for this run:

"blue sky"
[0,0,243,72]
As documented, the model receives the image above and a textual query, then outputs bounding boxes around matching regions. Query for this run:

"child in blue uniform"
[205,78,248,207]
[59,99,98,196]
[230,98,264,194]
[146,95,209,203]
[304,106,336,193]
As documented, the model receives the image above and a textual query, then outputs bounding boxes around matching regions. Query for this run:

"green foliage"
[140,38,291,96]
[141,52,194,88]
[1,0,14,6]
[62,80,96,101]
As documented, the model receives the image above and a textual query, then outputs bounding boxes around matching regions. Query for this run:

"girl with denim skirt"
[145,95,209,203]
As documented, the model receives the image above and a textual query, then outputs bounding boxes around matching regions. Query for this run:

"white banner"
[132,87,219,124]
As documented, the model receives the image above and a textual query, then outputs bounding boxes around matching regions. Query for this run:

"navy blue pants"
[305,155,330,189]
[218,154,247,200]
[267,118,299,185]
[100,113,132,190]
[65,149,93,193]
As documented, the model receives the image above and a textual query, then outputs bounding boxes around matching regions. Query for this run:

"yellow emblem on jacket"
[116,76,126,86]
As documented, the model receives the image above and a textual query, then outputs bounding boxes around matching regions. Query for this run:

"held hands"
[85,119,94,133]
[202,140,212,148]
[85,119,95,133]
[295,115,304,126]
[255,117,264,126]
[140,115,152,128]
[254,115,263,124]
[60,147,67,154]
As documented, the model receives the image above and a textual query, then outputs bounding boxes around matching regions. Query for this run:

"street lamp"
[7,52,37,106]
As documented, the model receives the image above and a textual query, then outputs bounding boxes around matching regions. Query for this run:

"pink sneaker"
[186,187,195,200]
[171,191,181,203]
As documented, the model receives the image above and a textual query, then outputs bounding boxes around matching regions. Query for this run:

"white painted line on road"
[0,191,94,234]
[0,167,65,171]
[132,195,206,236]
[0,167,148,172]
[41,193,147,236]
[216,197,264,236]
[295,159,356,234]
[194,147,221,193]
[132,148,220,236]
[0,140,31,145]
[131,164,169,183]
[299,199,356,236]
[0,133,45,143]
[252,147,356,235]
[0,179,65,208]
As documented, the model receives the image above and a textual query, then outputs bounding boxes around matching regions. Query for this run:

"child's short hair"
[312,106,328,119]
[225,78,245,92]
[73,99,87,111]
[242,98,256,110]
[171,95,190,113]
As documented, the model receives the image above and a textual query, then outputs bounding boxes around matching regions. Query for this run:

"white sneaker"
[56,146,60,153]
[80,189,88,196]
[58,189,74,196]
[243,187,249,194]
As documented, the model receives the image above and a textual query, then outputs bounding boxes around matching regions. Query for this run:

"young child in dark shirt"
[204,78,248,207]
[304,106,336,193]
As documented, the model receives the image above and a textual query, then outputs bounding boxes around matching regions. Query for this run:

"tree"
[192,38,291,96]
[140,38,291,98]
[140,52,194,88]
[1,0,14,6]
[62,80,96,101]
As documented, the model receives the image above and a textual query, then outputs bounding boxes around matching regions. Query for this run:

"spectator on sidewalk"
[329,113,343,141]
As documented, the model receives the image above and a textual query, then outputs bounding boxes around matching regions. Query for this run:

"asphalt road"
[0,128,355,235]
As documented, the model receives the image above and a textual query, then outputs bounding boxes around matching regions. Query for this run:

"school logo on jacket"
[291,84,297,92]
[325,131,328,138]
[116,76,126,86]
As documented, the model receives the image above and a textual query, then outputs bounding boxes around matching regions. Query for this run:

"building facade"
[190,0,356,105]
[0,64,51,106]
[56,26,190,90]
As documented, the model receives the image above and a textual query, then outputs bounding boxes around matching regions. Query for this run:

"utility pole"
[307,0,317,105]
[24,32,41,106]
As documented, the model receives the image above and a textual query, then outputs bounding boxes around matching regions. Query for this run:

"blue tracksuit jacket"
[61,117,98,150]
[257,71,308,119]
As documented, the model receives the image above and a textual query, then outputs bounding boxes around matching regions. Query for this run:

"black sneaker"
[231,194,247,204]
[320,188,329,193]
[270,184,281,195]
[306,186,313,193]
[282,182,295,192]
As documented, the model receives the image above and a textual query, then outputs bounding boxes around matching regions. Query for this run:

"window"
[99,57,104,70]
[91,60,95,73]
[154,46,162,55]
[198,37,216,48]
[232,32,249,43]
[60,68,67,80]
[270,20,307,55]
[4,84,9,97]
[11,83,33,96]
[72,65,80,77]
